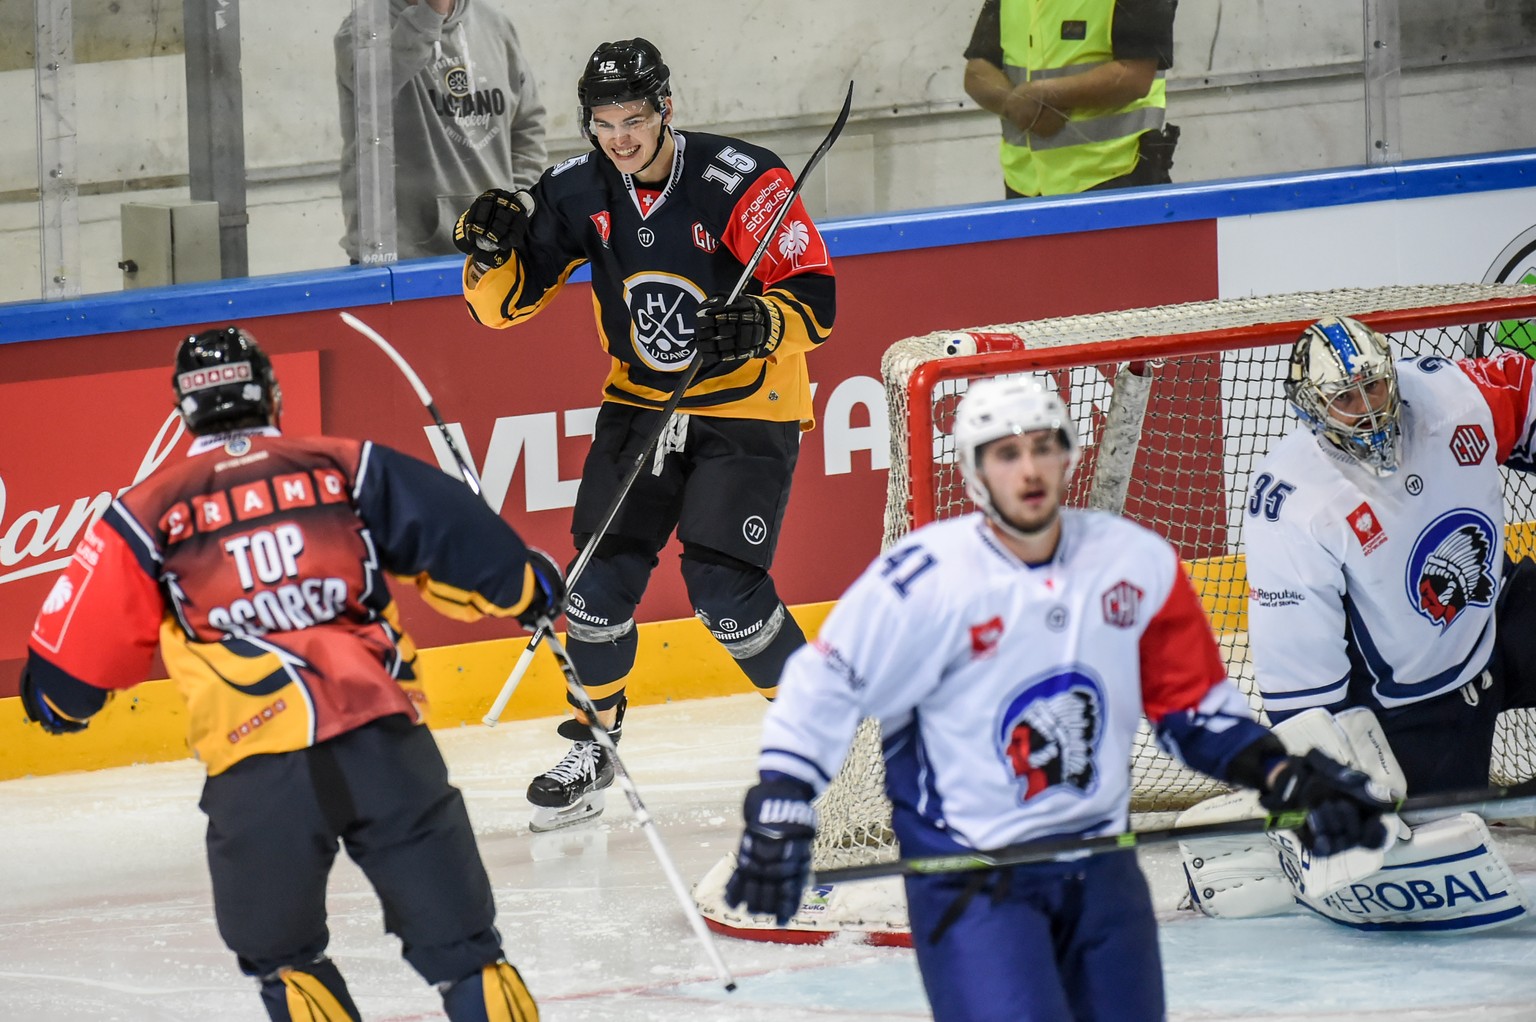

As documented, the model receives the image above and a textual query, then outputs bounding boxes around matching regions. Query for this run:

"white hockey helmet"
[955,375,1081,516]
[1285,315,1401,476]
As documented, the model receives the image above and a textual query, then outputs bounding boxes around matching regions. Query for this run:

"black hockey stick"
[811,777,1536,884]
[341,312,484,498]
[532,619,737,991]
[481,81,856,725]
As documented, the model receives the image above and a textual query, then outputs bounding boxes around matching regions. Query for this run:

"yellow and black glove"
[453,189,534,269]
[694,294,783,362]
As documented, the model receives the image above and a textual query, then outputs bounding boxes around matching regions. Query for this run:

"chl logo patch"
[692,222,719,254]
[1449,424,1490,466]
[1347,501,1388,555]
[1101,581,1143,628]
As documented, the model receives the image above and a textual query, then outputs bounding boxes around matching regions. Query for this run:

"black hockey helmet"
[172,326,279,435]
[577,38,671,139]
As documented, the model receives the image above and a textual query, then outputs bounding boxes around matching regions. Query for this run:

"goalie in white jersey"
[1246,315,1536,790]
[725,377,1390,1022]
[1178,315,1536,935]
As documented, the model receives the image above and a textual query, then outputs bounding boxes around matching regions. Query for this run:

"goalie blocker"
[1179,707,1532,932]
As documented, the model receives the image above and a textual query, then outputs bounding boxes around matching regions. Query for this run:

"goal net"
[695,282,1536,944]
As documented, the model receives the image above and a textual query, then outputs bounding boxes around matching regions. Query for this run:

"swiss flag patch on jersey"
[969,616,1004,657]
[1348,501,1388,554]
[1449,424,1490,466]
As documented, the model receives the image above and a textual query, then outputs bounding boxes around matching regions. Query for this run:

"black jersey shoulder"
[676,131,794,241]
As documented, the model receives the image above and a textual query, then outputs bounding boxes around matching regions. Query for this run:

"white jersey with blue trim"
[758,509,1251,855]
[1246,352,1536,719]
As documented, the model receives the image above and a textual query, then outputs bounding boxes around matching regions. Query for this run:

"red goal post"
[695,283,1536,946]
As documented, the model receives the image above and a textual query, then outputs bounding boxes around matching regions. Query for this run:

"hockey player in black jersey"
[456,37,836,831]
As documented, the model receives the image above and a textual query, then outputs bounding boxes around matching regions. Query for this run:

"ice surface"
[3,694,1533,1021]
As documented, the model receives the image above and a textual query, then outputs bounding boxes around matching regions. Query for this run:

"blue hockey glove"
[724,775,817,925]
[516,548,566,630]
[20,667,90,735]
[1260,749,1392,857]
[694,294,781,362]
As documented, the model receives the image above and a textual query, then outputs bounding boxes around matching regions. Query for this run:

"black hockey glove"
[1259,749,1393,857]
[516,548,566,631]
[694,294,782,362]
[20,667,89,735]
[453,189,533,269]
[724,775,817,925]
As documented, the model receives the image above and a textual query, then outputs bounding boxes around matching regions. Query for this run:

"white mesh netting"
[812,282,1536,877]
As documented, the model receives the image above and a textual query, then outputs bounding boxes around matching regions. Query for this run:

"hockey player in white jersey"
[1180,315,1536,933]
[725,377,1390,1022]
[1247,315,1536,788]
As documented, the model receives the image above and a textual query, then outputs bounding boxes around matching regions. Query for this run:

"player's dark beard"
[996,503,1059,540]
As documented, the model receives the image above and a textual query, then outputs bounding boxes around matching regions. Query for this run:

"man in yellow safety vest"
[963,0,1178,198]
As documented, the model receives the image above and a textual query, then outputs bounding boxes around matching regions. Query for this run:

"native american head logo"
[995,668,1104,802]
[1405,509,1497,629]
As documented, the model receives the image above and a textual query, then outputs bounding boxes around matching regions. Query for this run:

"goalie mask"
[1286,316,1401,476]
[173,326,280,436]
[578,38,672,142]
[954,376,1081,525]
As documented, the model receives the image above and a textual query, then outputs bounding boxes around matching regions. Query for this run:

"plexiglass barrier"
[1,0,1532,304]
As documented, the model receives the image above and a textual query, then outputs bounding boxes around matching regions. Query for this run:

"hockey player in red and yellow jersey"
[20,327,548,1022]
[454,38,835,831]
[726,377,1390,1022]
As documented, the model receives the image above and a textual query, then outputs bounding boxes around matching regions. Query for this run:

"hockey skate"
[527,706,622,833]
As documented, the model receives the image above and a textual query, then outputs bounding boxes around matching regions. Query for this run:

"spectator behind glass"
[963,0,1178,199]
[336,0,547,263]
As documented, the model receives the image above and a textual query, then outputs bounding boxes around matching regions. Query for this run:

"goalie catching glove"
[453,189,534,269]
[724,774,817,925]
[694,294,783,362]
[1260,748,1393,857]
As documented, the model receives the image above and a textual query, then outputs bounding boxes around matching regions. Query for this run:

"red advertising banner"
[0,222,1217,696]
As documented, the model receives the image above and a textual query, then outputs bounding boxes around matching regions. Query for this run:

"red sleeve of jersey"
[717,167,832,288]
[28,516,164,691]
[1139,564,1228,725]
[1457,351,1536,462]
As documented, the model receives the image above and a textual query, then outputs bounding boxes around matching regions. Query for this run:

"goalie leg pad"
[258,958,360,1022]
[440,960,540,1022]
[1281,812,1532,932]
[1264,707,1407,899]
[1177,790,1296,919]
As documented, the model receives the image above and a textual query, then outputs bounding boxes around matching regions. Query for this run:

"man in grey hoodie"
[336,0,547,263]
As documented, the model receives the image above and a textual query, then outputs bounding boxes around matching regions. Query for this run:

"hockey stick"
[480,80,856,726]
[811,777,1536,884]
[344,310,738,989]
[340,312,484,498]
[533,618,738,991]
